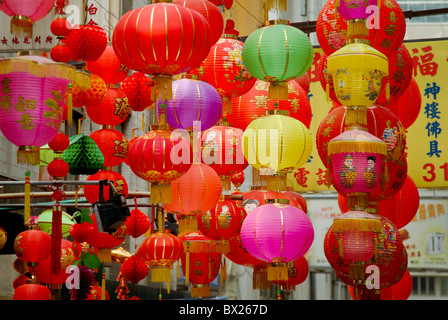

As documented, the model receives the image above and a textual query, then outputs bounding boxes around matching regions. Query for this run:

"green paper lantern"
[37,209,76,237]
[242,21,313,100]
[63,134,105,175]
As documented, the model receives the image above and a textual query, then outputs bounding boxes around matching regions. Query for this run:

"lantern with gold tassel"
[136,207,183,294]
[242,20,313,100]
[242,109,312,191]
[127,106,193,204]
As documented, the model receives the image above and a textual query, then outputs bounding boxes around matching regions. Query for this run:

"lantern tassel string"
[51,202,62,285]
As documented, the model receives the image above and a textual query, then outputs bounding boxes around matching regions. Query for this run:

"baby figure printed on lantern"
[218,205,231,229]
[363,156,378,189]
[340,154,358,188]
[242,199,260,215]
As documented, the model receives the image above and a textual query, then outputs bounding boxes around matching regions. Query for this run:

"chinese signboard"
[287,39,448,192]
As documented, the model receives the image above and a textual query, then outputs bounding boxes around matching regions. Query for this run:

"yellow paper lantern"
[242,109,312,190]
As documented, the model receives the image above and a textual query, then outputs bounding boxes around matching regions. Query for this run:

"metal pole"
[0,203,155,208]
[0,191,152,199]
[0,180,104,186]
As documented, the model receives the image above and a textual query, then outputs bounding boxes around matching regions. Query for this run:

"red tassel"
[51,204,62,284]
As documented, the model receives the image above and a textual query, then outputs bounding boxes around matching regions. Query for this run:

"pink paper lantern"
[240,201,314,281]
[0,0,56,38]
[0,54,90,165]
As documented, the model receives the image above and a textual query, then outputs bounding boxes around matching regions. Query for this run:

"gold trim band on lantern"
[327,141,388,157]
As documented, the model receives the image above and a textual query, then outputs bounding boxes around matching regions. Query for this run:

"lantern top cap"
[266,109,290,117]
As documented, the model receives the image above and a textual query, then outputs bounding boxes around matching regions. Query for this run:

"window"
[121,0,153,15]
[397,1,448,23]
[412,275,448,298]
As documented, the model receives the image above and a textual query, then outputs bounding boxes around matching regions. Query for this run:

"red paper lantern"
[164,163,222,234]
[89,213,126,263]
[90,129,129,168]
[119,73,154,112]
[13,284,51,300]
[125,208,152,238]
[49,133,70,152]
[180,231,222,298]
[189,19,256,114]
[65,25,108,61]
[295,71,311,94]
[201,123,248,189]
[84,74,107,108]
[69,222,95,244]
[34,239,76,285]
[112,2,212,99]
[47,158,70,179]
[387,77,422,129]
[50,17,72,38]
[173,0,224,46]
[127,125,193,204]
[316,0,406,58]
[83,170,129,205]
[14,229,51,263]
[120,255,150,285]
[197,195,246,253]
[242,189,291,214]
[230,171,245,191]
[13,275,31,289]
[228,79,312,131]
[86,45,130,85]
[50,43,72,63]
[85,88,130,126]
[281,190,308,213]
[271,256,309,290]
[316,105,407,167]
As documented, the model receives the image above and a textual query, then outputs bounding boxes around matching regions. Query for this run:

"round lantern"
[83,170,129,205]
[242,20,313,100]
[189,19,256,114]
[388,77,422,129]
[156,77,223,132]
[295,71,311,94]
[127,121,193,204]
[119,73,154,112]
[112,2,212,100]
[89,213,126,263]
[36,209,75,237]
[201,122,248,190]
[316,104,407,167]
[65,25,108,62]
[0,53,90,165]
[85,88,130,126]
[230,171,245,192]
[47,158,70,179]
[197,195,246,253]
[90,129,129,168]
[14,228,51,264]
[13,275,31,289]
[62,134,105,176]
[225,235,270,290]
[242,110,312,190]
[316,0,406,58]
[324,214,408,300]
[50,17,72,39]
[0,226,6,251]
[327,129,388,210]
[84,74,107,108]
[34,239,76,285]
[69,222,94,244]
[50,43,72,63]
[242,188,294,214]
[164,163,222,234]
[0,0,55,38]
[271,256,309,291]
[125,208,152,238]
[137,229,183,293]
[173,0,224,46]
[13,284,51,300]
[86,45,129,85]
[228,79,312,131]
[240,200,314,281]
[326,42,389,120]
[120,255,150,285]
[281,189,307,213]
[180,231,222,298]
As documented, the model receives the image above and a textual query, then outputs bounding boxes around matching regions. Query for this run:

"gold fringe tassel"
[17,146,40,166]
[333,218,383,233]
[267,263,288,281]
[151,267,171,285]
[24,174,31,224]
[326,82,330,103]
[381,160,389,190]
[346,20,370,43]
[266,0,287,12]
[191,284,210,298]
[150,183,172,204]
[349,263,366,282]
[252,167,267,187]
[327,141,388,158]
[222,97,232,116]
[345,106,367,128]
[67,83,73,126]
[265,173,287,191]
[11,16,34,39]
[97,248,112,263]
[338,236,344,259]
[346,193,368,211]
[178,214,198,235]
[101,270,106,300]
[220,175,232,191]
[335,0,340,19]
[385,77,390,102]
[216,240,230,254]
[152,75,173,101]
[253,267,270,290]
[185,247,189,286]
[268,82,289,100]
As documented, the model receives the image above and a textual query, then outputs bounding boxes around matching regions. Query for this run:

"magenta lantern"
[336,0,378,20]
[0,0,56,38]
[240,200,314,281]
[0,53,90,165]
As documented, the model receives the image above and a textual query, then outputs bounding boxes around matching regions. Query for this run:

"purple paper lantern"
[156,77,223,131]
[240,201,314,281]
[336,0,378,20]
[0,53,90,165]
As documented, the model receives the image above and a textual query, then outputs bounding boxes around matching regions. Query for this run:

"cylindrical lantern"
[242,20,313,100]
[240,200,314,281]
[227,79,312,131]
[89,129,129,168]
[156,77,223,132]
[242,110,313,190]
[164,163,222,234]
[197,195,246,253]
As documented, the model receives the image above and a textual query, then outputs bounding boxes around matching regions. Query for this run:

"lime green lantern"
[242,20,313,100]
[37,209,76,237]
